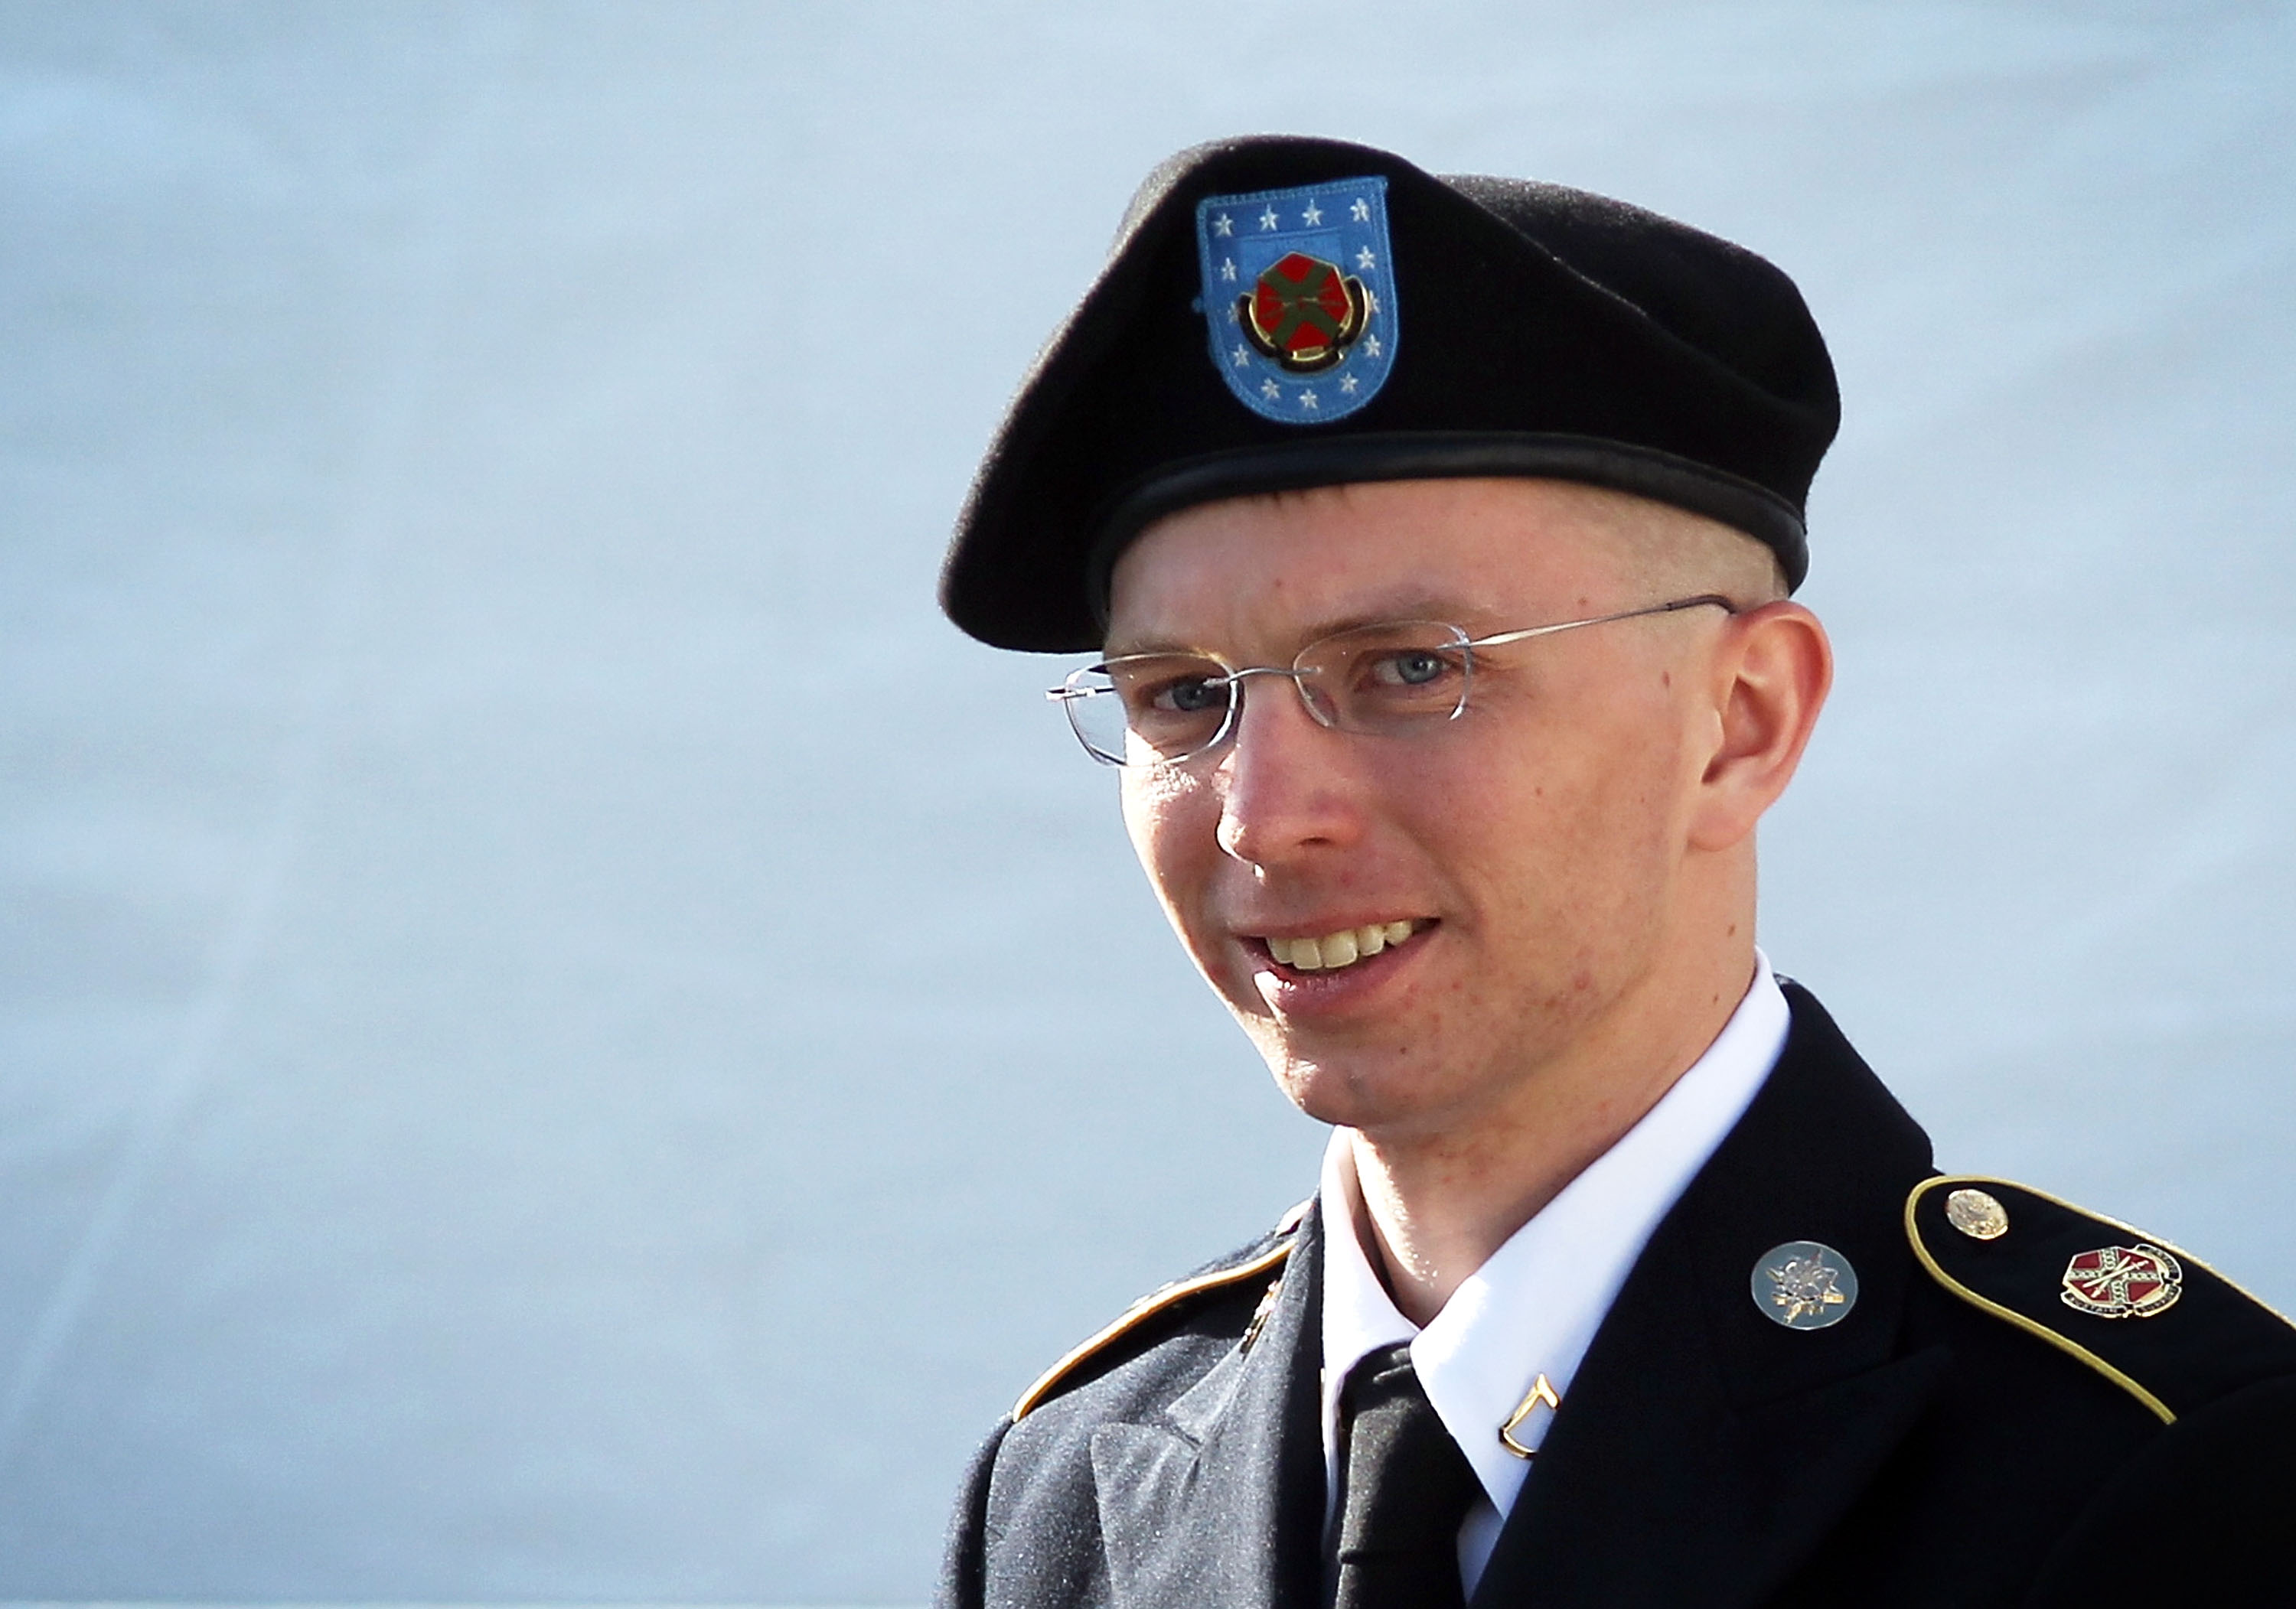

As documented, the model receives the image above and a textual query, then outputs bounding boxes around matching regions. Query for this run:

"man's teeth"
[1267,921,1418,972]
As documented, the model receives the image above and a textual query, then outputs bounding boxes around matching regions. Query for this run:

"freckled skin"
[1107,478,1832,1319]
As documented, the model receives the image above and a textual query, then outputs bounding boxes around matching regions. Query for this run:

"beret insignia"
[1195,178,1394,423]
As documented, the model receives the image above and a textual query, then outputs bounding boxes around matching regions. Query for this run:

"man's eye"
[1153,678,1228,714]
[1373,650,1453,687]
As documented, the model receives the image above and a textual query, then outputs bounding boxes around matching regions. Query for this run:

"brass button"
[1945,1187,2010,1241]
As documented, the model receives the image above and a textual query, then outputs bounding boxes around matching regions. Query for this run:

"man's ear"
[1688,601,1833,852]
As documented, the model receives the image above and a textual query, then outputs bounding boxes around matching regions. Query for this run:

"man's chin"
[1253,1043,1462,1135]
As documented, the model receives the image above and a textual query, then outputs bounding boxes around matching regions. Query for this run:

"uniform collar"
[1317,952,1790,1540]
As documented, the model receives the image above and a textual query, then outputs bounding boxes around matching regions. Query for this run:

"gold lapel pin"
[1498,1373,1561,1458]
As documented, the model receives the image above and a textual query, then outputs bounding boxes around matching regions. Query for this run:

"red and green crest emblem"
[1241,251,1368,373]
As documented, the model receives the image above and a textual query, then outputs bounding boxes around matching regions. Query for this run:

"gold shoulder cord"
[1911,1174,2296,1327]
[1904,1175,2208,1424]
[1011,1236,1299,1422]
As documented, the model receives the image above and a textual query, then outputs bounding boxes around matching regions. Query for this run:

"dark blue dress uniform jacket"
[938,985,2296,1607]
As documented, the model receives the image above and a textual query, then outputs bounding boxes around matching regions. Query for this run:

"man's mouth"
[1259,919,1428,974]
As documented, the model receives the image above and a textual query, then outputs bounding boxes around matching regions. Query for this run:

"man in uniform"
[931,136,2296,1607]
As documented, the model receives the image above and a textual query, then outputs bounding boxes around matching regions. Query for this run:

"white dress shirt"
[1318,952,1791,1594]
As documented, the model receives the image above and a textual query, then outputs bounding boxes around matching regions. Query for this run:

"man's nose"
[1212,676,1363,865]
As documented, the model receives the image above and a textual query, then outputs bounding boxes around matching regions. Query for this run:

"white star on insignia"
[1356,247,1376,271]
[1298,389,1319,409]
[1214,213,1234,237]
[1259,206,1280,231]
[1339,373,1359,394]
[1301,200,1323,226]
[1351,197,1371,222]
[1365,288,1380,314]
[1365,334,1383,358]
[1231,344,1251,367]
[1221,258,1237,282]
[1260,377,1282,400]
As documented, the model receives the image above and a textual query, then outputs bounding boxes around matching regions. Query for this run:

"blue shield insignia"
[1195,177,1395,425]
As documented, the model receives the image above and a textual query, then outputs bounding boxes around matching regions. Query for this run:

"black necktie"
[1332,1343,1484,1609]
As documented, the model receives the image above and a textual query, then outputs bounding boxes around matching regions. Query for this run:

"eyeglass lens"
[1062,621,1475,766]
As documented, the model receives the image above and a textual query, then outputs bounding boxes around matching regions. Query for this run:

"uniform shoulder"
[1009,1198,1310,1422]
[1904,1174,2296,1423]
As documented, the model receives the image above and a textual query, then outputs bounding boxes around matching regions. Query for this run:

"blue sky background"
[3,2,2291,1599]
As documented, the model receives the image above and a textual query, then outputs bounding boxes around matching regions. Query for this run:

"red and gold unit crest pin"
[2060,1243,2183,1320]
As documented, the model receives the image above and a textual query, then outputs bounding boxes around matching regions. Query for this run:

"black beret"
[941,135,1840,652]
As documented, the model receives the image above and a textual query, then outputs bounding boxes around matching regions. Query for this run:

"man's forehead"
[1105,479,1627,649]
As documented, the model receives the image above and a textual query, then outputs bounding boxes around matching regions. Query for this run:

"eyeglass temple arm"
[1464,593,1737,652]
